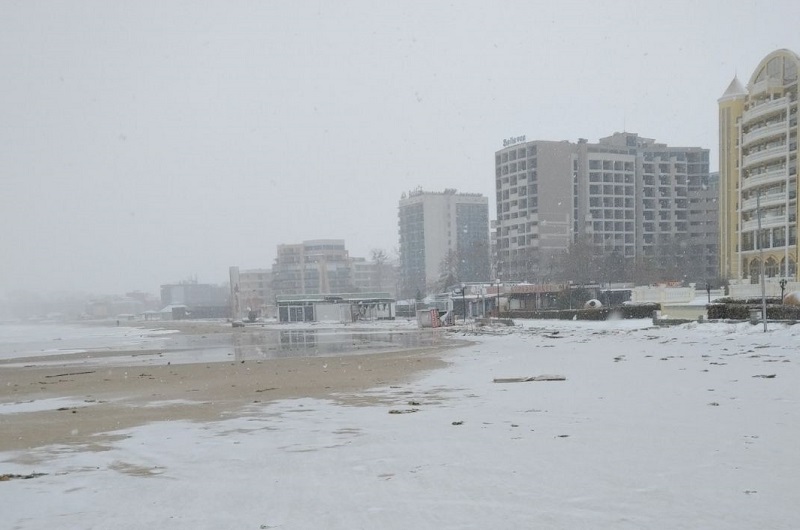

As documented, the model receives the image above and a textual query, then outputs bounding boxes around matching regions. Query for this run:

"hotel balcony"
[742,145,788,167]
[741,167,790,190]
[743,96,788,122]
[742,120,787,147]
[741,192,790,211]
[741,214,790,232]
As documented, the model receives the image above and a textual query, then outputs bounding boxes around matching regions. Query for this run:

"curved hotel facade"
[719,49,799,281]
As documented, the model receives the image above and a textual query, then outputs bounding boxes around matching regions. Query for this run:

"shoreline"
[1,322,464,453]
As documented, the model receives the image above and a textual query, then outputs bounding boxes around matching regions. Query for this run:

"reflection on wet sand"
[232,329,444,362]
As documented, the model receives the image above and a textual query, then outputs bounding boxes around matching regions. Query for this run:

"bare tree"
[370,248,389,291]
[436,249,460,292]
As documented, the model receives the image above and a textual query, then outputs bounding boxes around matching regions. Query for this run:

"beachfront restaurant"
[276,293,396,323]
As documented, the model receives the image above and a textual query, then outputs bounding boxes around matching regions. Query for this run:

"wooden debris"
[44,371,95,378]
[0,473,47,481]
[493,375,566,383]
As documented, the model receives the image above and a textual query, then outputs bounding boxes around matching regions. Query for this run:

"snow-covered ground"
[2,319,798,529]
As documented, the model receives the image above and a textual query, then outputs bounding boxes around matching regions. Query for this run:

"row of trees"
[502,239,721,287]
[433,241,492,293]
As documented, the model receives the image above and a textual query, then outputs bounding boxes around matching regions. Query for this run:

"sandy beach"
[0,322,453,452]
[3,319,798,529]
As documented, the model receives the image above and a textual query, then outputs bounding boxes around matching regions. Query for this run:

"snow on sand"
[2,319,799,529]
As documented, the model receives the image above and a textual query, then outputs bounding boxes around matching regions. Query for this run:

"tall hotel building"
[719,49,798,281]
[398,189,490,298]
[495,133,713,282]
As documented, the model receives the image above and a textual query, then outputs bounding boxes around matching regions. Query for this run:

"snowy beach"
[1,319,799,529]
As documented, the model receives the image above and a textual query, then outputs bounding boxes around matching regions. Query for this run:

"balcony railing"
[743,145,788,167]
[743,97,788,122]
[741,215,790,232]
[741,192,789,211]
[741,167,790,190]
[742,120,787,147]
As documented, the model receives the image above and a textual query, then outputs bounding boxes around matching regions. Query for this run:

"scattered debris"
[557,434,570,438]
[408,400,421,406]
[44,371,95,378]
[388,408,419,414]
[255,387,278,393]
[0,473,47,482]
[753,374,776,379]
[493,375,566,383]
[451,421,464,426]
[708,402,720,406]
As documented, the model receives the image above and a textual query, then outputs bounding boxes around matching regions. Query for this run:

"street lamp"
[706,281,712,304]
[494,278,501,318]
[779,278,788,303]
[460,283,467,324]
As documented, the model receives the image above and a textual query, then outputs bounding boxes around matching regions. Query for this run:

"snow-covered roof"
[719,75,747,102]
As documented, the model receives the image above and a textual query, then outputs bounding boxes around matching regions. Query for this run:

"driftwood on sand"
[493,375,566,383]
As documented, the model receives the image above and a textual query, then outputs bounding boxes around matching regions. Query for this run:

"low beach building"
[276,292,395,323]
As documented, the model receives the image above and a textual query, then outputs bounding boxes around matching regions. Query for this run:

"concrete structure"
[398,189,490,298]
[718,49,799,282]
[272,240,354,297]
[495,133,712,283]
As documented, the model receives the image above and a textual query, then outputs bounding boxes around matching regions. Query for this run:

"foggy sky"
[1,0,798,296]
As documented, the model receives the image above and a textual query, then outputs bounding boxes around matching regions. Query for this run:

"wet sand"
[0,323,457,452]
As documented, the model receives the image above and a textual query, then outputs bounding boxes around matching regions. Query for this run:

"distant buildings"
[718,49,799,282]
[398,188,491,298]
[351,256,397,296]
[494,133,715,284]
[229,267,272,319]
[160,280,229,318]
[271,239,355,297]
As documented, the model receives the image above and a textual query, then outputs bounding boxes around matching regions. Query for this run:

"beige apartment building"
[718,49,799,282]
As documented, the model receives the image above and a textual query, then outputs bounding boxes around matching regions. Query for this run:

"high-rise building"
[718,49,799,282]
[272,240,354,296]
[398,189,490,298]
[495,133,713,283]
[495,140,574,282]
[686,172,721,283]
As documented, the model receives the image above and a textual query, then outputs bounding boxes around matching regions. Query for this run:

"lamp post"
[568,281,573,310]
[706,281,711,304]
[460,283,467,324]
[779,278,787,303]
[757,191,767,332]
[494,278,501,318]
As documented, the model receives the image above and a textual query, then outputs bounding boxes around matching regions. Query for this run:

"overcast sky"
[1,0,798,297]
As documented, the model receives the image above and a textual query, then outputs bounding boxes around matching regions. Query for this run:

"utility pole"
[757,191,768,332]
